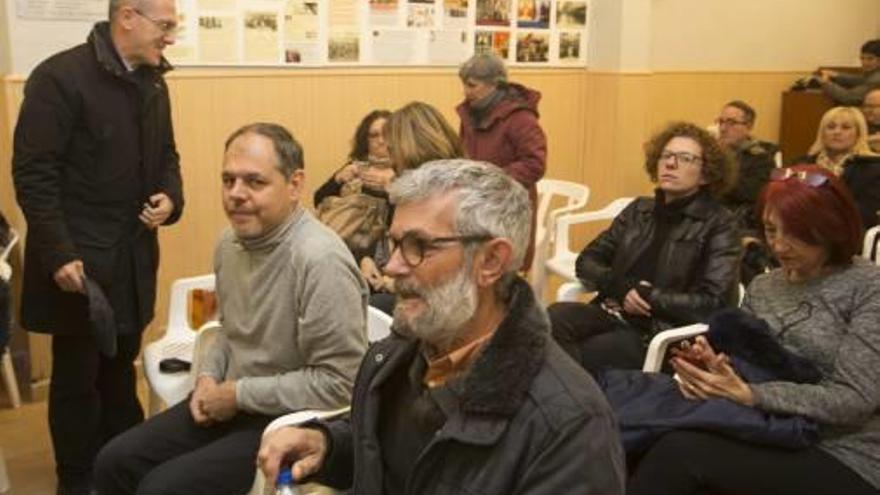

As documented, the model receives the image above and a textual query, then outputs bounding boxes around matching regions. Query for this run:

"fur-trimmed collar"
[457,276,549,416]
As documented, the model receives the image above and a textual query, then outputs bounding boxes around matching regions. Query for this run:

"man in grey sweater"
[95,123,368,494]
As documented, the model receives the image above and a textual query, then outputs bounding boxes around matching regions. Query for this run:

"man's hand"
[867,133,880,153]
[190,375,218,426]
[257,427,329,487]
[53,260,85,293]
[139,192,174,229]
[200,379,238,422]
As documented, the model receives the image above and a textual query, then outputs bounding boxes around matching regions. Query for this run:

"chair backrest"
[863,225,880,265]
[534,179,590,248]
[166,274,216,338]
[0,229,19,284]
[190,320,221,378]
[367,306,392,342]
[553,197,635,262]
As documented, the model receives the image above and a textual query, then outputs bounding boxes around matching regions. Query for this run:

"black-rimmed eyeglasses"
[385,232,493,267]
[133,8,179,35]
[770,168,829,187]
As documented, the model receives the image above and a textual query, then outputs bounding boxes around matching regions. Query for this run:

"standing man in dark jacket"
[11,1,183,493]
[257,160,624,495]
[456,53,547,270]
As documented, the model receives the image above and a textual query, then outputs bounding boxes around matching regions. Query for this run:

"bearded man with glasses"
[12,1,183,493]
[257,160,625,495]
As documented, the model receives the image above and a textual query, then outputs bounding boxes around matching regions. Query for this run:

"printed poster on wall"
[16,0,105,20]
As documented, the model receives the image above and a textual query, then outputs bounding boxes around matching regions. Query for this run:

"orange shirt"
[423,332,495,388]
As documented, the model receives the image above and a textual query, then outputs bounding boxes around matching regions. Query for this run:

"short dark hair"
[861,39,880,58]
[724,100,756,125]
[224,123,304,178]
[757,165,862,266]
[349,110,392,162]
[644,121,737,196]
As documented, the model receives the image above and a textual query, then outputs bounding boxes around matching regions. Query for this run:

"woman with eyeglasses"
[628,164,880,495]
[796,106,880,228]
[547,122,740,376]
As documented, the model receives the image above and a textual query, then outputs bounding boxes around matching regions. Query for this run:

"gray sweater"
[745,259,880,488]
[202,208,369,416]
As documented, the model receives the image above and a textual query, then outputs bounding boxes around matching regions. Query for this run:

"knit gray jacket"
[746,259,880,488]
[202,208,369,416]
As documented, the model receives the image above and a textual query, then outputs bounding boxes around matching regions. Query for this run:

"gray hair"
[458,53,508,86]
[225,123,305,178]
[389,159,531,292]
[109,0,139,19]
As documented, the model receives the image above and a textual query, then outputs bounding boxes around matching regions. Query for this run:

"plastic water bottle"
[275,469,300,495]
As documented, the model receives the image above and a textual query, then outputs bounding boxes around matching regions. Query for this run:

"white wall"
[0,0,10,74]
[650,0,880,71]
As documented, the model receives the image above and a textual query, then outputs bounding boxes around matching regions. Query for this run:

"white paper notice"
[16,0,104,20]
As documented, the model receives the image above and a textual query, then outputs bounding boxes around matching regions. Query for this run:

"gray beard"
[393,265,478,352]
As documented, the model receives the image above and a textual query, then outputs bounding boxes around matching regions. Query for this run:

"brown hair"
[385,101,464,173]
[644,121,737,196]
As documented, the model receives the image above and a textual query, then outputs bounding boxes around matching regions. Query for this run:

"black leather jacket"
[576,190,741,333]
[315,278,625,494]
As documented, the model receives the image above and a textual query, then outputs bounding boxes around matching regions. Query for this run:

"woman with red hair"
[628,165,880,495]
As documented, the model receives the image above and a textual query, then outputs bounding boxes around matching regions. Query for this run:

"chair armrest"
[263,407,351,436]
[642,323,708,373]
[556,281,587,302]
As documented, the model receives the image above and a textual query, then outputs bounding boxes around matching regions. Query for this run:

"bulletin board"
[15,0,590,67]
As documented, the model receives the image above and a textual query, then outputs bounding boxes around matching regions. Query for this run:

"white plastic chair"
[367,305,393,342]
[530,179,590,297]
[545,197,635,284]
[0,229,21,409]
[249,407,350,495]
[863,225,880,265]
[143,274,216,415]
[642,323,709,373]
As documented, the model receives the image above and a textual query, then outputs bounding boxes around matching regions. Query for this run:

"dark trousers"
[50,331,144,488]
[628,430,879,495]
[548,302,646,376]
[94,400,274,495]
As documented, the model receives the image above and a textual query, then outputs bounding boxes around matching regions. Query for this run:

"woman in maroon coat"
[456,53,547,270]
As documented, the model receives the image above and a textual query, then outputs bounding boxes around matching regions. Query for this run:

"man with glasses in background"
[257,160,625,495]
[862,87,880,153]
[12,1,182,493]
[715,100,778,235]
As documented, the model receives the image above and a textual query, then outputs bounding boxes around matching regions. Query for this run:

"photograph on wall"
[329,0,359,26]
[198,14,238,63]
[476,0,509,26]
[474,30,509,59]
[407,4,435,28]
[197,0,235,10]
[427,30,468,64]
[443,0,468,28]
[516,0,549,28]
[285,0,320,42]
[558,31,581,62]
[372,30,418,64]
[515,31,548,62]
[243,11,280,63]
[369,0,399,26]
[328,31,360,62]
[284,42,322,64]
[556,0,586,28]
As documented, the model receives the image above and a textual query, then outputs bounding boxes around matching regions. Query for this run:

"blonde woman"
[797,106,880,227]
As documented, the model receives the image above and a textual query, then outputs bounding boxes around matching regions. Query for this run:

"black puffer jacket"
[576,190,741,333]
[315,278,625,494]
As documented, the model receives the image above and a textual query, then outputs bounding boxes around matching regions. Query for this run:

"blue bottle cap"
[276,469,294,486]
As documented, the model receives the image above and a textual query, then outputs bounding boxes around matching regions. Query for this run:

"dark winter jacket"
[797,153,880,228]
[720,139,778,234]
[576,190,741,334]
[314,277,625,494]
[600,308,822,458]
[12,22,183,335]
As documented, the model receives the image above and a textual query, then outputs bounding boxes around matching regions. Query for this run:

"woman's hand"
[671,336,755,407]
[335,163,360,184]
[360,256,386,291]
[360,166,395,191]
